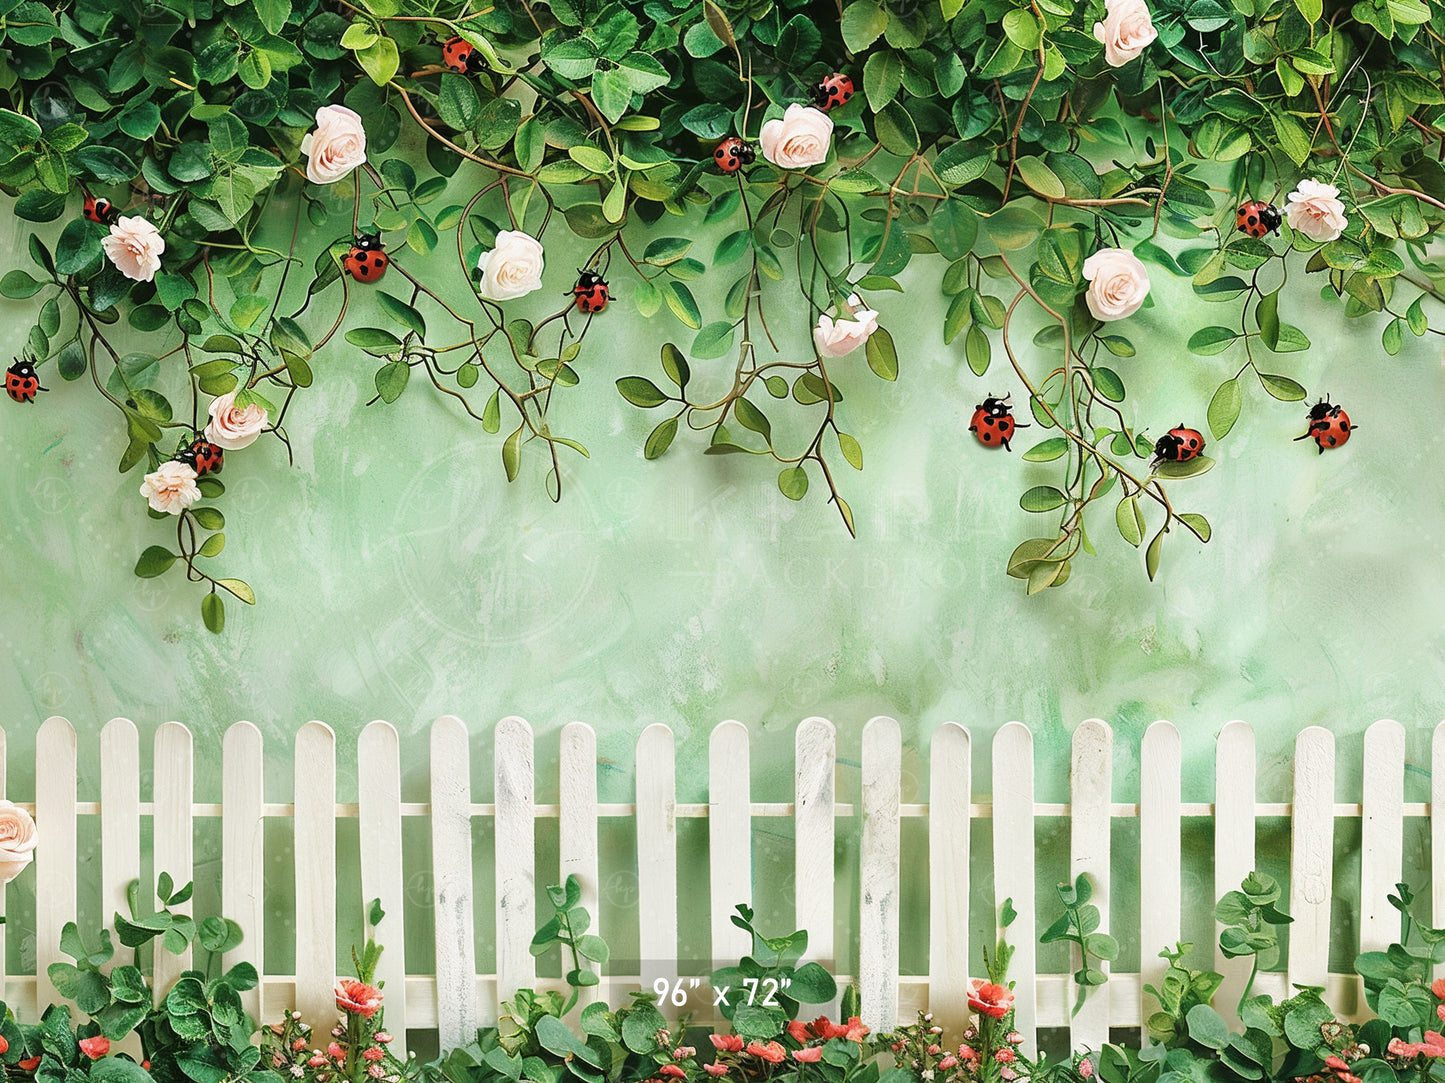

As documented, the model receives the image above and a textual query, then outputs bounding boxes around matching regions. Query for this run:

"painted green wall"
[2,184,1444,1004]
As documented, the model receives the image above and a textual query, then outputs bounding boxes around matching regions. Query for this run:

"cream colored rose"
[813,294,880,357]
[476,230,545,301]
[1093,0,1158,67]
[101,216,165,283]
[139,460,200,516]
[300,105,367,185]
[1082,247,1150,321]
[0,801,36,885]
[205,391,268,450]
[758,104,834,170]
[1285,179,1347,242]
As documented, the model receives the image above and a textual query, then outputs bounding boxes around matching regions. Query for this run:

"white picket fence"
[5,716,1440,1058]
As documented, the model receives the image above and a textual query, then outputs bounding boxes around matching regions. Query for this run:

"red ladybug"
[4,358,45,403]
[83,193,117,225]
[571,270,610,314]
[812,73,854,111]
[969,394,1025,450]
[343,234,388,283]
[713,136,755,174]
[1153,424,1205,465]
[442,36,483,74]
[179,438,225,476]
[1236,200,1282,239]
[1295,398,1353,453]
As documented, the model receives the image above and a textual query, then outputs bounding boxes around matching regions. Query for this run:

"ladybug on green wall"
[177,437,225,476]
[4,358,45,403]
[969,394,1024,450]
[1295,397,1353,452]
[571,270,610,314]
[343,234,389,283]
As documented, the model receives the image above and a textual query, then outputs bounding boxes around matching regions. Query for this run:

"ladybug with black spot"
[179,437,225,476]
[442,36,485,74]
[83,192,117,225]
[1236,200,1282,239]
[714,136,755,175]
[343,234,389,284]
[4,358,45,403]
[969,394,1026,450]
[1295,397,1353,453]
[570,269,610,314]
[812,72,854,111]
[1152,423,1205,465]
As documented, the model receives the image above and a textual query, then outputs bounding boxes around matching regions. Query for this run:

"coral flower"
[335,978,383,1018]
[704,1067,728,1078]
[966,979,1015,1019]
[709,1035,744,1053]
[793,1048,824,1063]
[79,1038,110,1060]
[745,1042,786,1064]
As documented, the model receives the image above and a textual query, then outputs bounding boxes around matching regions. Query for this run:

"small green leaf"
[1116,496,1144,547]
[1258,372,1306,401]
[617,376,669,407]
[1188,326,1239,355]
[502,426,523,481]
[837,431,863,470]
[1178,512,1211,542]
[1145,527,1165,582]
[644,416,678,459]
[1020,485,1067,512]
[866,326,898,381]
[1208,378,1242,439]
[135,546,177,578]
[482,388,501,433]
[202,593,225,633]
[778,465,809,500]
[375,361,410,403]
[1023,437,1068,462]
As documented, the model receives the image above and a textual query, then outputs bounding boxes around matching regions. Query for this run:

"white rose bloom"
[205,390,269,450]
[1082,247,1150,321]
[1285,179,1348,242]
[476,230,546,301]
[1093,0,1158,66]
[758,104,834,170]
[140,460,201,515]
[101,216,165,283]
[0,801,36,884]
[300,105,367,185]
[813,294,880,357]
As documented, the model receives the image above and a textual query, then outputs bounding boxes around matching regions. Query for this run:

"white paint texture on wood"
[153,721,194,998]
[1289,727,1334,991]
[993,722,1036,1053]
[795,718,836,970]
[223,722,266,1022]
[1360,720,1405,954]
[100,719,140,977]
[1139,721,1180,1034]
[860,717,901,1033]
[495,716,535,1003]
[36,717,76,1008]
[434,715,477,1047]
[709,721,751,967]
[294,721,336,1026]
[928,723,970,1031]
[636,724,677,991]
[1434,722,1445,974]
[1214,721,1256,1026]
[560,722,600,1004]
[359,722,408,1051]
[1070,720,1112,1053]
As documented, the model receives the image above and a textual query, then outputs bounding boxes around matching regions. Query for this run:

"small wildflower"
[1001,1069,1017,1081]
[18,1057,41,1072]
[292,1011,304,1021]
[928,1046,942,1056]
[794,1049,824,1064]
[963,1028,978,1041]
[367,1066,385,1079]
[375,1034,393,1044]
[328,1044,346,1060]
[675,1048,696,1059]
[1079,1058,1093,1079]
[995,1050,1016,1064]
[309,1057,328,1068]
[939,1057,958,1070]
[294,1039,309,1052]
[290,1067,305,1078]
[79,1038,111,1060]
[363,1048,385,1063]
[704,1067,728,1078]
[710,1035,744,1053]
[1007,1032,1023,1046]
[660,1066,686,1078]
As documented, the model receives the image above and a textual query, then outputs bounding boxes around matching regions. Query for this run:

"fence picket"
[100,719,140,975]
[795,718,836,973]
[1435,722,1445,974]
[1289,727,1334,991]
[1360,720,1405,954]
[1214,721,1255,1025]
[709,721,751,966]
[994,722,1036,1052]
[359,722,408,1051]
[636,725,677,994]
[433,715,477,1045]
[36,717,76,1008]
[294,721,337,1026]
[222,722,266,1022]
[0,725,6,996]
[1070,720,1112,1052]
[495,716,535,1004]
[560,722,600,1003]
[928,723,970,1031]
[1139,721,1179,1033]
[860,717,901,1031]
[153,721,194,998]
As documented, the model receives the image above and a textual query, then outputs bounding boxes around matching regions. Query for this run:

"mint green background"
[1,168,1444,1010]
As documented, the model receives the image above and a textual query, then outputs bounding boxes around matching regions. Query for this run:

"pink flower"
[966,979,1015,1020]
[813,294,880,357]
[308,1057,328,1068]
[939,1057,958,1070]
[928,1046,942,1056]
[1285,179,1347,243]
[293,1039,309,1052]
[659,1066,686,1078]
[139,459,200,515]
[300,105,367,185]
[709,1035,743,1053]
[79,1037,110,1060]
[375,1034,393,1044]
[1092,0,1157,66]
[793,1048,824,1064]
[674,1048,696,1059]
[102,216,165,282]
[362,1048,385,1063]
[958,1046,978,1062]
[745,1042,785,1064]
[1432,979,1445,1000]
[1001,1069,1017,1081]
[788,1021,810,1044]
[704,1068,728,1078]
[368,1066,385,1079]
[0,802,37,884]
[1079,1061,1093,1079]
[18,1057,40,1072]
[1423,1033,1445,1057]
[1006,1032,1022,1045]
[0,1037,9,1056]
[328,1044,345,1060]
[1082,248,1150,321]
[205,390,268,450]
[758,104,833,170]
[996,1050,1016,1064]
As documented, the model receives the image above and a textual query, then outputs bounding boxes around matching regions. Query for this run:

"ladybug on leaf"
[714,136,755,175]
[1236,200,1282,239]
[1152,424,1205,466]
[343,234,389,283]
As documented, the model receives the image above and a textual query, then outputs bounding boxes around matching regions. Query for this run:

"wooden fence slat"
[153,721,194,998]
[1070,720,1112,1052]
[1360,720,1405,954]
[709,721,751,966]
[928,722,970,1032]
[1289,727,1334,991]
[0,724,7,997]
[860,716,902,1031]
[294,721,337,1025]
[560,722,600,1004]
[1214,721,1256,1025]
[222,722,265,1023]
[1139,721,1179,1033]
[359,721,408,1051]
[994,722,1036,1053]
[795,718,836,972]
[100,719,140,976]
[636,725,676,994]
[433,715,477,1046]
[36,717,76,1009]
[1434,722,1445,977]
[495,716,535,1005]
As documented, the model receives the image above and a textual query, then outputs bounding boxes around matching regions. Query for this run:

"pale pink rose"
[476,230,545,301]
[1082,247,1150,321]
[1093,0,1158,66]
[300,105,367,185]
[0,801,36,883]
[101,216,164,282]
[1285,179,1347,242]
[758,104,833,170]
[205,391,268,450]
[139,460,200,515]
[813,293,879,356]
